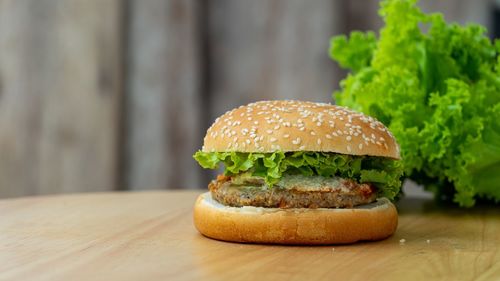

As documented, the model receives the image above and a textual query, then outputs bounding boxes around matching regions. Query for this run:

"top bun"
[202,100,400,159]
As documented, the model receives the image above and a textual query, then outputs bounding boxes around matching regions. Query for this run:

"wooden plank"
[0,191,499,281]
[344,0,382,31]
[125,0,203,190]
[207,0,342,119]
[0,0,122,197]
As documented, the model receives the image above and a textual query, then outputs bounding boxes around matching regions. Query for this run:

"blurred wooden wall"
[0,0,493,197]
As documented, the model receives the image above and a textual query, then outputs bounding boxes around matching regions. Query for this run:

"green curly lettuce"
[329,0,500,207]
[194,151,403,200]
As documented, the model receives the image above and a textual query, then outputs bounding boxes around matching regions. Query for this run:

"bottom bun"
[193,192,398,245]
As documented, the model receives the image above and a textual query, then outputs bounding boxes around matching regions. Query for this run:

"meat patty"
[209,174,377,209]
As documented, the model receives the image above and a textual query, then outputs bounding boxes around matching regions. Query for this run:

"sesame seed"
[254,121,259,125]
[310,131,316,136]
[270,137,277,142]
[266,129,273,134]
[246,139,251,144]
[299,145,306,150]
[346,136,352,141]
[346,145,352,152]
[283,134,290,138]
[274,125,280,130]
[326,134,332,139]
[359,143,363,150]
[317,139,322,145]
[292,138,302,145]
[299,127,305,131]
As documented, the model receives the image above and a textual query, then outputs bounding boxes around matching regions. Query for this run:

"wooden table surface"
[0,191,499,281]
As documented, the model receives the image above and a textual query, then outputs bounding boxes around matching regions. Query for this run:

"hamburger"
[193,100,403,244]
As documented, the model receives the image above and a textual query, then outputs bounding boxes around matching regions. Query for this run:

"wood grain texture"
[0,0,122,197]
[343,0,382,31]
[125,0,203,190]
[0,191,499,281]
[207,0,342,119]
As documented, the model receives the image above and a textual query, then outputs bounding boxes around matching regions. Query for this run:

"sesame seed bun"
[202,100,400,159]
[193,192,398,245]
